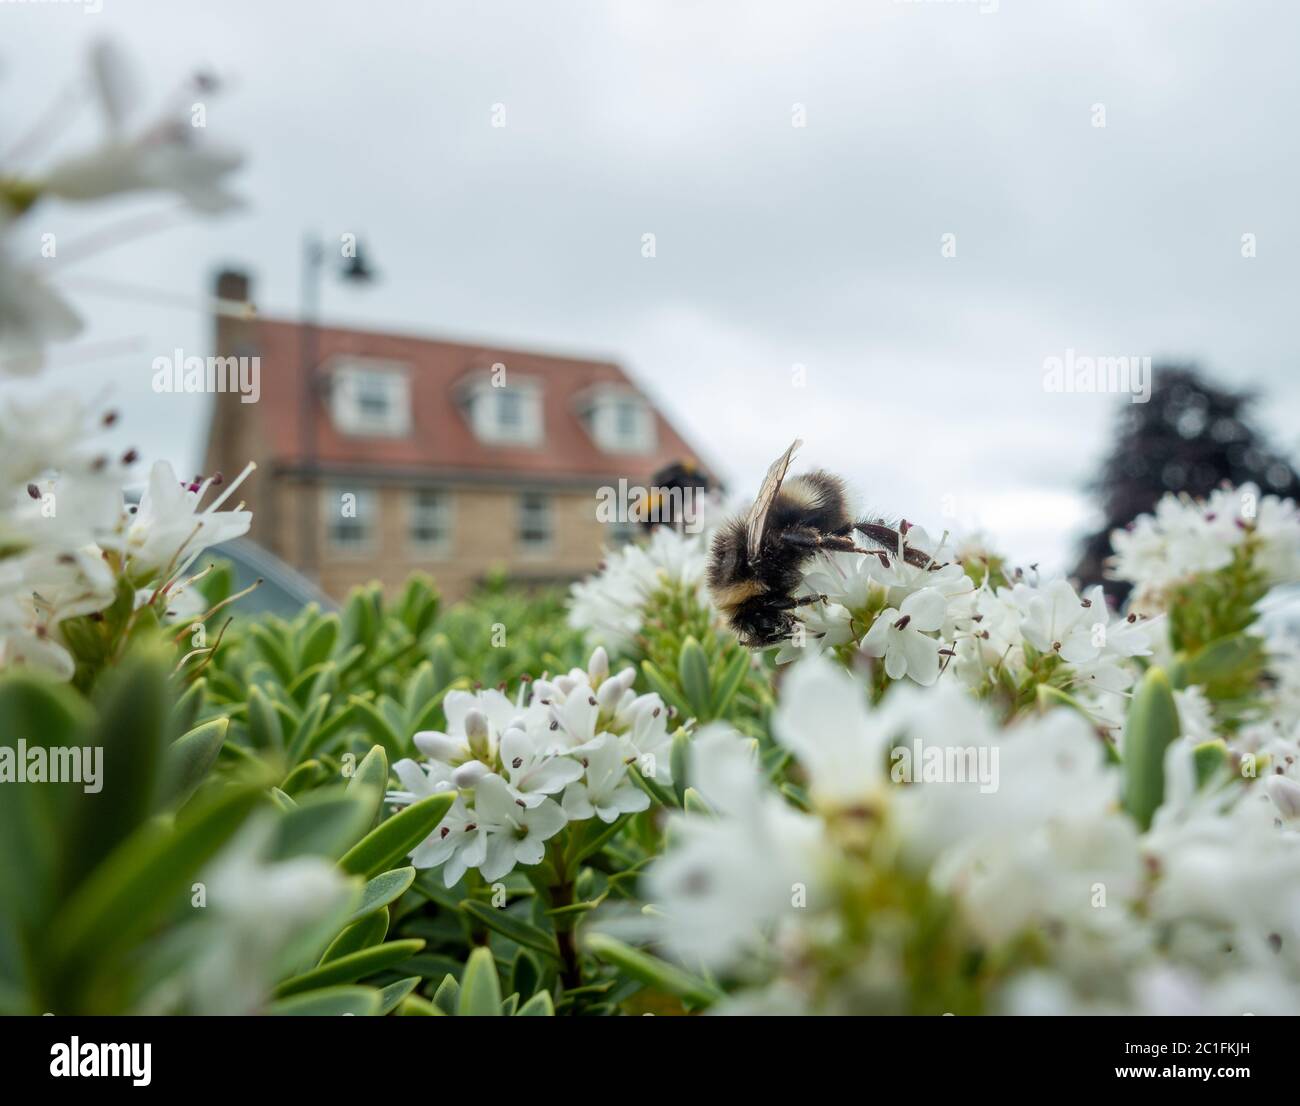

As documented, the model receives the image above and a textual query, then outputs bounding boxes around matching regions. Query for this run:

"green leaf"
[432,973,459,1014]
[457,946,503,1016]
[300,613,341,670]
[629,764,677,808]
[709,647,750,718]
[1193,740,1228,787]
[677,636,712,719]
[274,938,425,997]
[515,990,555,1016]
[270,791,374,861]
[168,677,207,741]
[1121,667,1181,831]
[0,675,90,933]
[510,950,541,1000]
[584,932,720,1008]
[683,787,713,816]
[268,985,381,1016]
[396,994,444,1016]
[162,717,228,807]
[50,781,263,992]
[280,758,329,796]
[638,660,690,718]
[345,867,416,926]
[461,900,560,962]
[286,694,331,765]
[670,729,691,804]
[1169,632,1266,697]
[338,792,455,877]
[320,908,389,963]
[347,696,404,759]
[346,744,389,829]
[249,623,296,686]
[246,685,284,751]
[62,645,171,892]
[377,976,420,1015]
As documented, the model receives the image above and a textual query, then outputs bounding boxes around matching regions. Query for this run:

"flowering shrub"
[6,38,1300,1018]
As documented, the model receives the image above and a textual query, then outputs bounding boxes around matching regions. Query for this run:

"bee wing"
[745,438,801,563]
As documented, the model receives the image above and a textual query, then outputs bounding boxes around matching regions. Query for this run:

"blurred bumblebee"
[708,439,937,648]
[641,458,711,532]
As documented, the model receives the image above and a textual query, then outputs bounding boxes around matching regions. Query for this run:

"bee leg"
[781,529,873,556]
[772,593,828,611]
[854,521,935,569]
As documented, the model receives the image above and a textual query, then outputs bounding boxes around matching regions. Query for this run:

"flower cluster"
[0,39,251,682]
[769,524,1156,739]
[390,647,681,886]
[643,655,1300,1015]
[1110,483,1300,611]
[567,525,712,655]
[559,478,1300,1014]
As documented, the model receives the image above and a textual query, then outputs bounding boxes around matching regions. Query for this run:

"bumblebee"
[642,458,711,531]
[707,439,936,648]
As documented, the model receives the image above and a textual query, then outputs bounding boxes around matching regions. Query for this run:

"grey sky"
[5,0,1298,571]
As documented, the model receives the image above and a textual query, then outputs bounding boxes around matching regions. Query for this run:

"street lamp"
[298,232,377,581]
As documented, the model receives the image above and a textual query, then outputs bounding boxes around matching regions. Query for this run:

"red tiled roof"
[248,317,709,484]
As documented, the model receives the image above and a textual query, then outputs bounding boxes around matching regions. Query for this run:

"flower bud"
[452,760,490,789]
[414,730,461,761]
[596,677,626,715]
[1266,775,1300,820]
[587,646,610,685]
[463,708,491,760]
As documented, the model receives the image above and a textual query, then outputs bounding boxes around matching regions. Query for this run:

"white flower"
[646,726,827,970]
[182,817,353,1015]
[114,460,253,578]
[500,725,584,807]
[859,587,947,685]
[409,795,489,886]
[473,773,567,882]
[0,230,82,375]
[561,734,650,823]
[772,654,890,809]
[568,526,710,653]
[44,40,243,213]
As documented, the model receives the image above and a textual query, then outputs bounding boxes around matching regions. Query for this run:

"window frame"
[408,487,454,557]
[323,485,377,557]
[516,490,553,554]
[328,358,411,438]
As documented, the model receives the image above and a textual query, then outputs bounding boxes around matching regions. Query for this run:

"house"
[202,270,710,602]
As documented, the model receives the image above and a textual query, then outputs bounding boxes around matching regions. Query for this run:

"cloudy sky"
[5,0,1299,570]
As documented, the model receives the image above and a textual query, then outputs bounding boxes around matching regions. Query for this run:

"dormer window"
[580,386,656,454]
[461,372,543,446]
[329,358,410,437]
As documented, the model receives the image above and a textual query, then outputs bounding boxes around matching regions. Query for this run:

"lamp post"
[298,232,376,581]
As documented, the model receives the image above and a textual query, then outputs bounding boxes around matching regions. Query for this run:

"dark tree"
[1073,366,1300,599]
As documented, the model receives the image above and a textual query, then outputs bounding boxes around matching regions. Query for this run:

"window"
[463,375,543,445]
[517,491,552,552]
[410,489,452,553]
[325,486,374,552]
[584,388,655,453]
[330,360,410,437]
